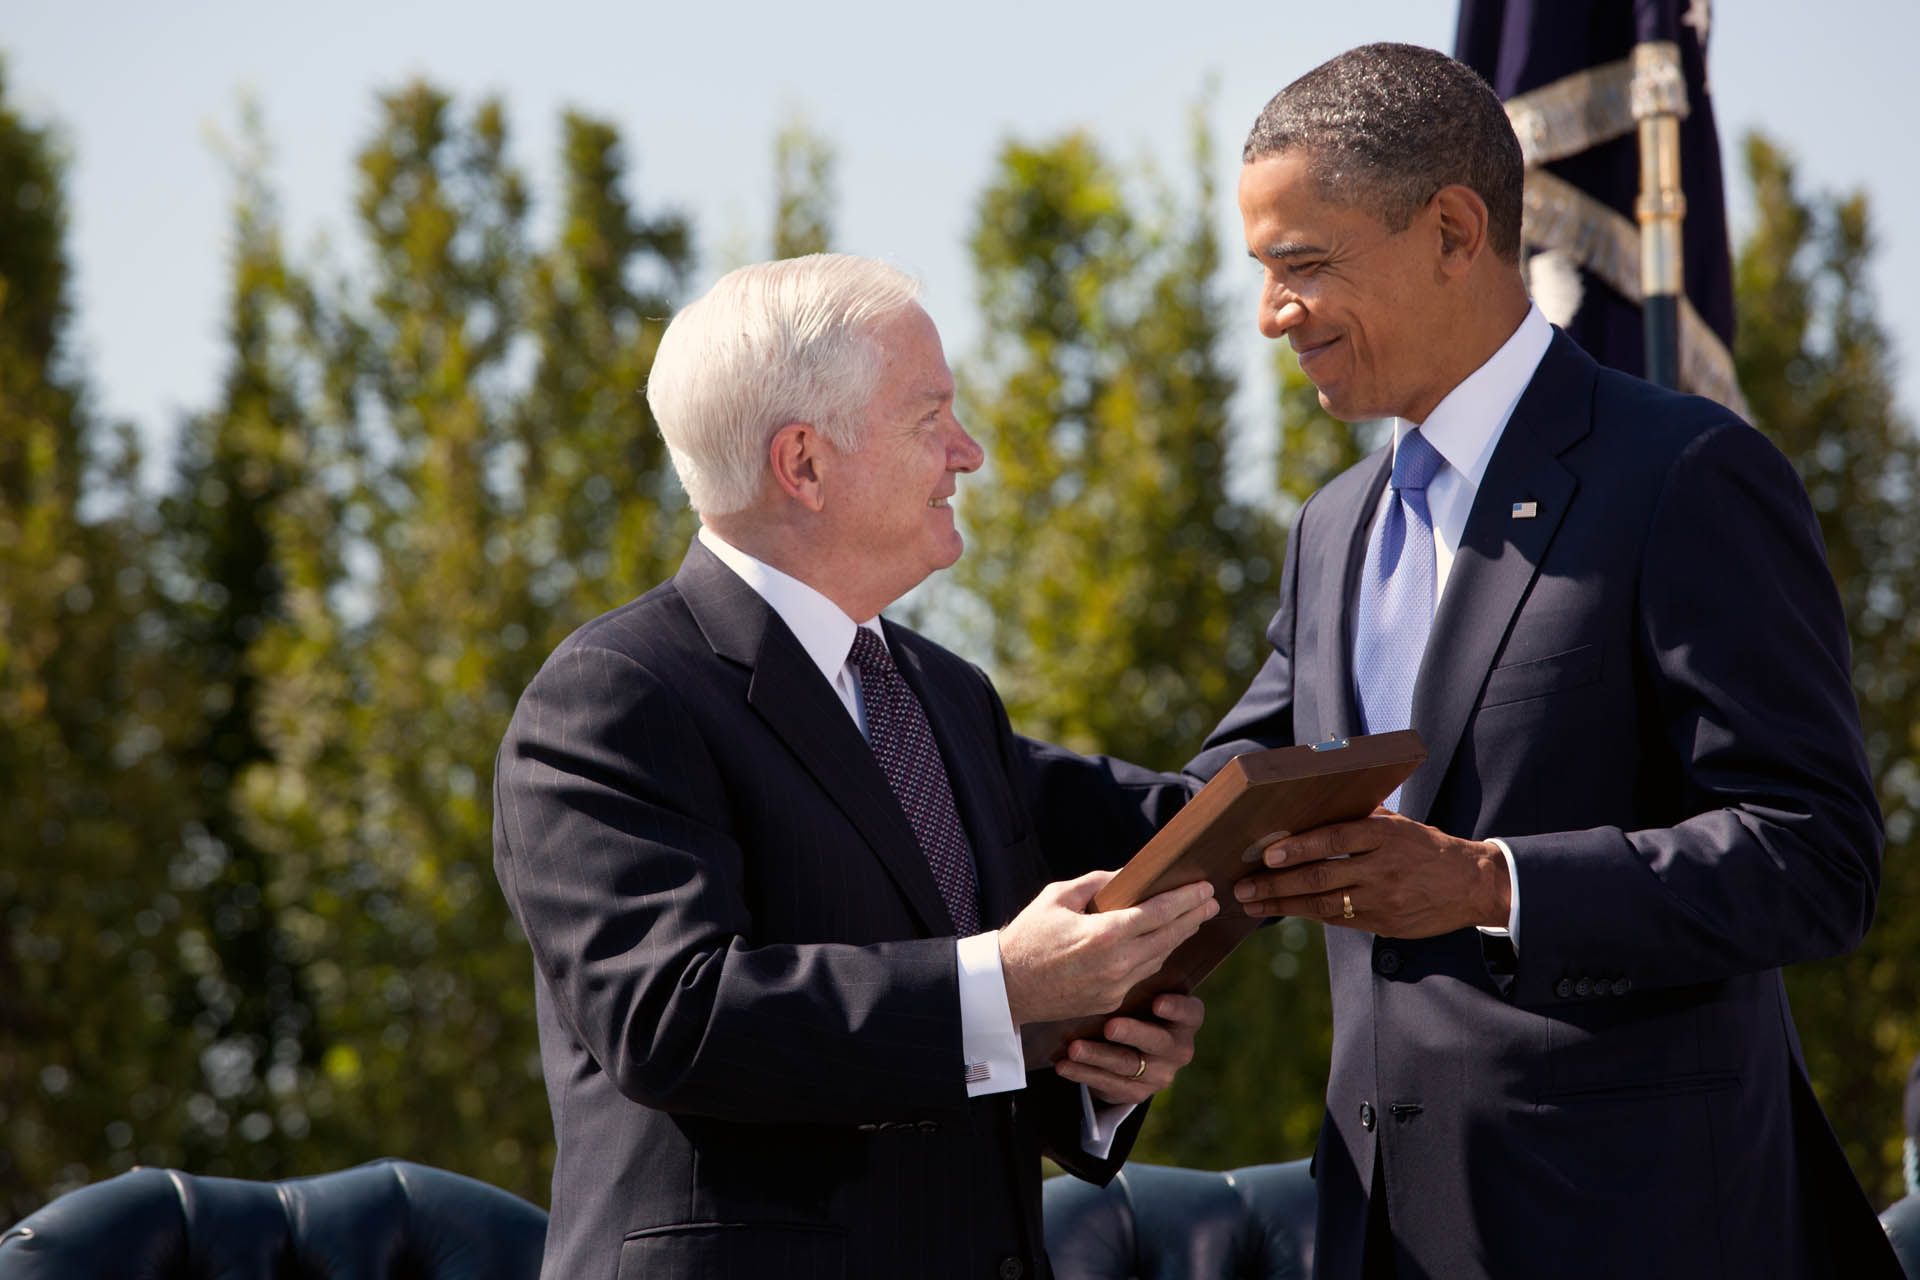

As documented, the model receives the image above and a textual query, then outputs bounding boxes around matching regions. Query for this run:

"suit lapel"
[884,623,1022,928]
[1398,332,1594,821]
[675,542,955,936]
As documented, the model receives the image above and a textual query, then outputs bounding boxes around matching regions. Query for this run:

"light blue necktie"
[1354,429,1444,810]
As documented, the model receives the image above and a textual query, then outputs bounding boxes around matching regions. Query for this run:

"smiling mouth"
[1291,335,1342,376]
[929,496,951,508]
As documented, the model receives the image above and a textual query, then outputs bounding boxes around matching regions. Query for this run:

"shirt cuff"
[1078,1086,1137,1160]
[1474,837,1521,952]
[957,931,1024,1097]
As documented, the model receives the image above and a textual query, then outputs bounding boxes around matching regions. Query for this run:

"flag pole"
[1634,46,1687,388]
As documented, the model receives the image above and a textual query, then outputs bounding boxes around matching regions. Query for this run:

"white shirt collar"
[696,525,883,682]
[1390,304,1553,484]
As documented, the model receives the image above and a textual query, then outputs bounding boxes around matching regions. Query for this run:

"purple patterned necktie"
[1354,428,1445,811]
[847,627,982,937]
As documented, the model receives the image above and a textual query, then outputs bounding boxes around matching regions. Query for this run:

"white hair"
[645,254,923,517]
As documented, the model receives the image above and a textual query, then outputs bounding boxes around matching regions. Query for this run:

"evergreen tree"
[226,86,692,1197]
[148,105,328,1179]
[1134,346,1386,1169]
[0,58,207,1215]
[1734,133,1920,1204]
[237,83,548,1190]
[516,111,692,626]
[772,115,835,260]
[954,119,1343,1167]
[956,123,1274,766]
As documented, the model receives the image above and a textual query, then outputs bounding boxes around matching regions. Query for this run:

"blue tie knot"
[1393,429,1444,493]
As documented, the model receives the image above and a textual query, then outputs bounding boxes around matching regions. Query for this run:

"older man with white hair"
[493,253,1213,1280]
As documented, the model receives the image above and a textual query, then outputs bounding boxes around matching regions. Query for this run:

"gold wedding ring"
[1131,1052,1148,1080]
[1342,893,1355,920]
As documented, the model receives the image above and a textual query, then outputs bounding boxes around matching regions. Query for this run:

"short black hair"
[1243,42,1524,261]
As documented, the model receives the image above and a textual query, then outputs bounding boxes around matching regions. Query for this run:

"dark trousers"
[1363,1154,1397,1280]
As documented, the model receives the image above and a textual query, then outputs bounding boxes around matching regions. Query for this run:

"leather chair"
[1043,1158,1316,1280]
[0,1158,546,1279]
[1886,1191,1920,1279]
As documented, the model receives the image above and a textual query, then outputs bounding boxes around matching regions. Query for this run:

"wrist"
[997,931,1030,1027]
[1476,839,1512,928]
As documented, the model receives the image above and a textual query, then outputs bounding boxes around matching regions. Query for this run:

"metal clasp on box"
[1311,735,1350,752]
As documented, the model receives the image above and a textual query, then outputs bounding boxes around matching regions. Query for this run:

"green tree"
[1734,133,1920,1205]
[957,124,1274,765]
[955,119,1345,1168]
[1274,350,1383,508]
[0,59,210,1215]
[772,114,835,259]
[226,86,692,1199]
[516,111,693,621]
[146,105,329,1180]
[1136,347,1386,1169]
[234,84,539,1187]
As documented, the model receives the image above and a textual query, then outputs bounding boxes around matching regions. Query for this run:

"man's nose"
[949,420,985,473]
[1260,288,1308,339]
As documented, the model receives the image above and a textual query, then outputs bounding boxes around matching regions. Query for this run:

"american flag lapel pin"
[1511,501,1538,519]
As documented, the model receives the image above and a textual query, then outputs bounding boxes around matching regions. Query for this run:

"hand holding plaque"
[1023,730,1426,1066]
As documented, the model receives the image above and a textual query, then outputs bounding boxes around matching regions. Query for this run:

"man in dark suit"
[493,254,1215,1280]
[1199,42,1898,1279]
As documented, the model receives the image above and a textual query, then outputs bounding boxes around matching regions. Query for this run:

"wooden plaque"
[1023,730,1427,1066]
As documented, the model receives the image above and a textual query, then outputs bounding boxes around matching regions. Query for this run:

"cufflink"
[964,1062,990,1085]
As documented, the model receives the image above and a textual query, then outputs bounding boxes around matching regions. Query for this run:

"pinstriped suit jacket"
[493,539,1185,1280]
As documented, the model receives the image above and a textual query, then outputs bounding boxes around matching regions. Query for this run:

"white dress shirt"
[1368,304,1553,945]
[696,527,1131,1154]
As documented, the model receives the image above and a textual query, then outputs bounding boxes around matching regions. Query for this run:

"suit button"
[1611,978,1631,996]
[1375,948,1401,976]
[1556,978,1574,998]
[998,1257,1025,1280]
[1360,1101,1376,1131]
[1575,978,1592,997]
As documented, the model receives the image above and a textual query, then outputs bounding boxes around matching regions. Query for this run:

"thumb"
[1045,868,1115,913]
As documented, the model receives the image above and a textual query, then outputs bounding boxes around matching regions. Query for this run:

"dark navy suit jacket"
[493,540,1184,1280]
[1191,332,1898,1279]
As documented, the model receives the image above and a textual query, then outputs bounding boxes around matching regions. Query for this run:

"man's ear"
[768,422,828,511]
[1431,184,1491,276]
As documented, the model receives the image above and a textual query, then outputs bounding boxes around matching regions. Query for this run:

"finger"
[1113,919,1212,992]
[1056,1051,1157,1103]
[1126,896,1218,959]
[1239,886,1343,920]
[1098,1018,1195,1071]
[1266,818,1379,867]
[1062,1036,1150,1080]
[1256,831,1291,864]
[1234,869,1318,906]
[1236,855,1362,904]
[1257,890,1364,923]
[1123,879,1217,932]
[1096,1016,1175,1058]
[1149,993,1204,1027]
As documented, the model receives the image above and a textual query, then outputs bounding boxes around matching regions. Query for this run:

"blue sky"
[7,0,1915,481]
